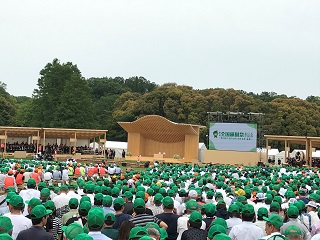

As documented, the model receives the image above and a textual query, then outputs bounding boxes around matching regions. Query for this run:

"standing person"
[259,214,285,239]
[181,211,207,240]
[61,167,69,184]
[4,195,32,239]
[228,204,264,240]
[0,169,6,191]
[156,196,180,240]
[16,205,54,240]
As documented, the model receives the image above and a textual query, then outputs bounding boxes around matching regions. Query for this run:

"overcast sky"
[1,0,319,99]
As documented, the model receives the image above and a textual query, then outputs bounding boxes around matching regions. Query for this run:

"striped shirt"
[47,216,62,240]
[130,213,161,227]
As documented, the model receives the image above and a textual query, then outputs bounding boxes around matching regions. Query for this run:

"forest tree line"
[1,59,320,149]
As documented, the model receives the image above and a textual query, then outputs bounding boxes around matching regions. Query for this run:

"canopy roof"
[0,126,107,140]
[118,115,204,143]
[265,135,320,147]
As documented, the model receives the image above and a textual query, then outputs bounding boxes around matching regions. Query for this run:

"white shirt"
[88,231,112,240]
[62,169,69,180]
[177,215,206,240]
[108,167,115,175]
[229,221,265,240]
[309,211,320,227]
[4,213,32,239]
[43,172,53,181]
[255,220,267,235]
[259,232,284,240]
[226,217,242,233]
[67,190,81,202]
[53,192,70,209]
[19,188,40,216]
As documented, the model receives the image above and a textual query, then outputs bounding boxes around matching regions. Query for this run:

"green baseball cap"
[133,198,145,209]
[284,225,303,236]
[208,224,227,240]
[139,236,153,240]
[212,233,232,240]
[79,201,92,215]
[103,195,113,207]
[94,193,103,201]
[69,198,79,208]
[186,200,198,211]
[204,204,216,214]
[113,197,125,206]
[228,204,239,213]
[44,200,55,211]
[87,208,105,228]
[257,207,268,217]
[60,185,68,191]
[189,211,202,223]
[27,178,36,187]
[30,205,52,219]
[242,204,254,214]
[123,191,133,199]
[5,192,16,203]
[61,223,84,240]
[25,198,41,209]
[154,193,164,203]
[129,226,148,239]
[105,213,116,222]
[270,201,280,210]
[287,206,299,218]
[0,216,13,234]
[9,195,25,208]
[74,233,93,240]
[162,196,174,208]
[40,188,50,198]
[0,233,13,240]
[263,214,283,228]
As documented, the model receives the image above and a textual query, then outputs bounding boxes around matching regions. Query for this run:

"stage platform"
[125,156,193,164]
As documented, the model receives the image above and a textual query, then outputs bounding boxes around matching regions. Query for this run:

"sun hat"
[0,216,13,234]
[30,205,52,219]
[61,223,84,240]
[263,214,283,228]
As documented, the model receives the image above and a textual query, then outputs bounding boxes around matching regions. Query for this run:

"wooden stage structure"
[119,115,204,163]
[265,135,320,167]
[0,126,107,158]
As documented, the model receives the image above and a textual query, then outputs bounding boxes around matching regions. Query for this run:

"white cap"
[307,201,318,208]
[256,192,265,200]
[206,183,214,190]
[188,190,198,198]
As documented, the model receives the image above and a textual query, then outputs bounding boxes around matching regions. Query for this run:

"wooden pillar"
[284,140,287,161]
[4,130,7,155]
[36,131,40,154]
[43,130,46,148]
[309,140,313,167]
[266,138,268,163]
[98,135,101,155]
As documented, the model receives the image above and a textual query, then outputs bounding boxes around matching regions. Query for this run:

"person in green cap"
[112,197,131,230]
[181,211,207,240]
[101,213,119,240]
[19,178,40,215]
[0,216,13,236]
[16,205,53,240]
[86,208,111,239]
[258,214,285,239]
[61,222,84,240]
[0,233,13,240]
[177,200,205,240]
[255,207,269,234]
[280,205,311,240]
[62,198,79,225]
[212,233,232,240]
[149,193,164,216]
[128,226,148,240]
[226,204,241,234]
[130,198,167,229]
[4,195,32,239]
[229,204,264,240]
[25,197,42,219]
[284,225,303,240]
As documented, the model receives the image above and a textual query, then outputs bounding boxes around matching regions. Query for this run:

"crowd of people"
[0,159,320,240]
